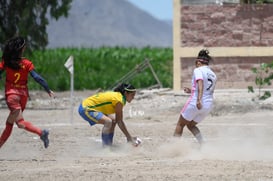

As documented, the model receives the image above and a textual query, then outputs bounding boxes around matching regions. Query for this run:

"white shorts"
[181,102,213,123]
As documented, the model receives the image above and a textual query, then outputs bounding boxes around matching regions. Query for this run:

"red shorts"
[6,94,28,111]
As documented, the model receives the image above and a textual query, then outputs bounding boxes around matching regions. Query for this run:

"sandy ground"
[0,89,273,181]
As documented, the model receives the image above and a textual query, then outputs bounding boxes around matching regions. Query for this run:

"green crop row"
[1,47,173,91]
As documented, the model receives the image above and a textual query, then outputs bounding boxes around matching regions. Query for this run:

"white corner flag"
[64,55,74,74]
[64,55,74,124]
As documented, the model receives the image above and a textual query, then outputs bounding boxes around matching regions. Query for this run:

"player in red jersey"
[0,36,54,149]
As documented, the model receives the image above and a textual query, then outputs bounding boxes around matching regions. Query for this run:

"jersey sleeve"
[23,59,35,72]
[30,70,51,93]
[193,68,203,81]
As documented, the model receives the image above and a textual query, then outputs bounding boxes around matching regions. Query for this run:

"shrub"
[248,62,273,100]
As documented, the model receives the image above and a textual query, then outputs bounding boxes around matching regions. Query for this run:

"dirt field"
[1,89,273,181]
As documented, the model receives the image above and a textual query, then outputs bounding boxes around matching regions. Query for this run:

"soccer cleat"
[40,129,49,148]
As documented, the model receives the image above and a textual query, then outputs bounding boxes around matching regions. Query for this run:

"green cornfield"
[0,47,173,91]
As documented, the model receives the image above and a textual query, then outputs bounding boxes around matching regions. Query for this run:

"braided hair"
[2,36,26,70]
[114,83,136,95]
[196,49,212,65]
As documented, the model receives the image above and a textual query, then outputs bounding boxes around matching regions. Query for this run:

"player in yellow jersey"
[78,83,138,146]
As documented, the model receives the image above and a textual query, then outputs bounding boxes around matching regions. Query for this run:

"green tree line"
[0,0,71,50]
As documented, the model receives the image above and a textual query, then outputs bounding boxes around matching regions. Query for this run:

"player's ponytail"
[2,36,26,70]
[114,83,136,95]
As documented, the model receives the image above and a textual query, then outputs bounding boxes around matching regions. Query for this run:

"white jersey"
[181,65,217,123]
[191,66,217,105]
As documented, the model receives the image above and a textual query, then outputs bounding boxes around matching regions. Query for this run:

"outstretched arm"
[30,70,54,97]
[115,102,133,142]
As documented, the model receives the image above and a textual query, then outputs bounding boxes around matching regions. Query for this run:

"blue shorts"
[78,104,103,126]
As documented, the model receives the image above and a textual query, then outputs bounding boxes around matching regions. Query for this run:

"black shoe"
[40,130,49,148]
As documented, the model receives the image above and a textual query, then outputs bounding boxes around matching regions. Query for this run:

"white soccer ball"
[134,137,142,147]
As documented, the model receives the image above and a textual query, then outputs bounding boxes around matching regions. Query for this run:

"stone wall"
[180,4,273,89]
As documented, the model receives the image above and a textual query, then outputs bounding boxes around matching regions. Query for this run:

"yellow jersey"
[82,91,126,115]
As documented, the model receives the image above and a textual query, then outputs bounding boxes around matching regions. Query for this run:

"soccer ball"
[134,137,142,147]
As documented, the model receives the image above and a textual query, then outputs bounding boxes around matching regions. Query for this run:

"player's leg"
[187,121,203,144]
[106,114,117,144]
[0,94,22,148]
[98,115,114,146]
[187,107,211,144]
[15,95,48,148]
[16,118,42,135]
[174,103,197,137]
[78,105,114,146]
[15,95,43,136]
[174,115,188,137]
[0,121,14,148]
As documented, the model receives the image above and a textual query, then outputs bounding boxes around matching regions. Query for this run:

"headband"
[124,87,136,92]
[196,58,209,64]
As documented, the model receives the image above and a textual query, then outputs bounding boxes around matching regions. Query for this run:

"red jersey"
[0,58,34,96]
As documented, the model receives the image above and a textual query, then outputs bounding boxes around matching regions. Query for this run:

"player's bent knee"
[10,109,20,116]
[177,121,185,128]
[187,123,198,131]
[104,119,112,128]
[16,123,25,129]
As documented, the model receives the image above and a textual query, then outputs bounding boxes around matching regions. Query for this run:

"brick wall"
[181,57,273,89]
[180,4,273,89]
[181,4,273,47]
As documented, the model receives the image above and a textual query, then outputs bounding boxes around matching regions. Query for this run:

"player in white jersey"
[174,49,217,144]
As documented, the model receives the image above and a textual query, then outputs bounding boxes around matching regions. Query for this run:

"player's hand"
[196,100,202,110]
[183,87,191,94]
[48,90,55,98]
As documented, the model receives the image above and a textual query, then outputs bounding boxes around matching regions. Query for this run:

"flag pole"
[70,68,74,124]
[64,55,74,124]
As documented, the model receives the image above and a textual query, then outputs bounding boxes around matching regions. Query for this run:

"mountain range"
[46,0,173,48]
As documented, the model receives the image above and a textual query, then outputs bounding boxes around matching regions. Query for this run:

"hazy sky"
[127,0,173,20]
